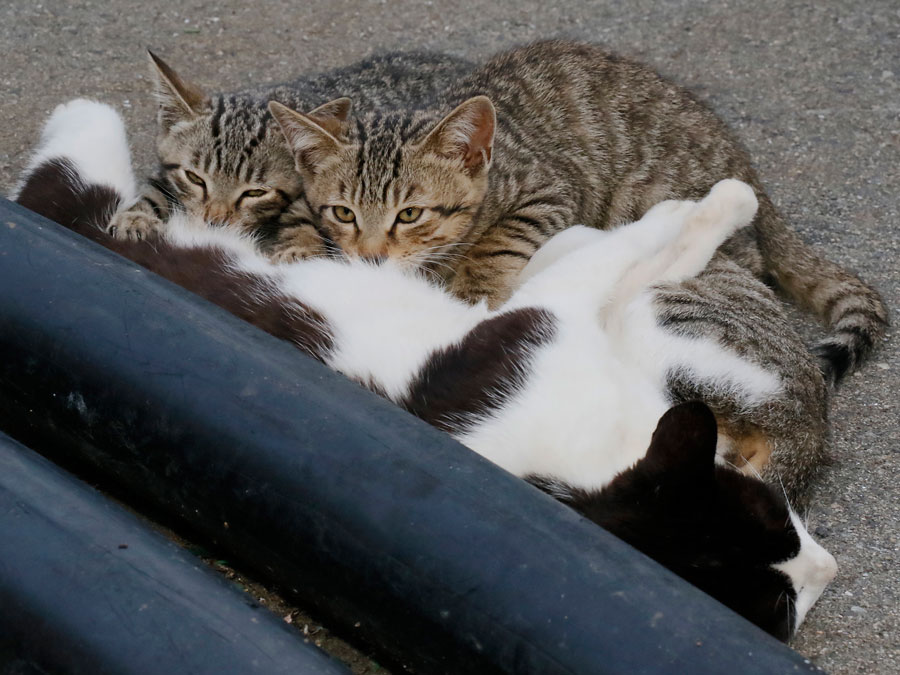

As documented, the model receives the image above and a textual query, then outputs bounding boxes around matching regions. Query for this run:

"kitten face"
[150,53,303,233]
[533,402,836,641]
[269,97,494,265]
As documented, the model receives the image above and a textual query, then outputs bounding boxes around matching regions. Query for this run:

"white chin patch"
[773,511,838,633]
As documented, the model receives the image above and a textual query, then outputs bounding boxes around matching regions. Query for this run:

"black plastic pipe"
[0,430,349,675]
[0,198,820,674]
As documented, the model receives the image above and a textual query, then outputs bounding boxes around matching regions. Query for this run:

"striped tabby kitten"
[107,50,473,259]
[268,39,886,384]
[16,102,838,641]
[18,101,831,509]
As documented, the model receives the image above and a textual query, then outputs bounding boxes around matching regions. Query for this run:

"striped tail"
[14,99,134,234]
[754,192,888,385]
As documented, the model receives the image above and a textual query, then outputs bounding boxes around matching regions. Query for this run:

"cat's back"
[457,40,726,134]
[256,51,475,114]
[448,40,754,224]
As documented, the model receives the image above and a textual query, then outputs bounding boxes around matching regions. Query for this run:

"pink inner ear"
[463,123,493,169]
[460,104,494,170]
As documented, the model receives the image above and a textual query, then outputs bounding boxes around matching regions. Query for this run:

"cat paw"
[704,179,758,231]
[107,210,161,242]
[267,227,328,264]
[448,267,509,308]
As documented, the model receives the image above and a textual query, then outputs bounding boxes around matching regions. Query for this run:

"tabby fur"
[107,50,473,258]
[268,40,887,385]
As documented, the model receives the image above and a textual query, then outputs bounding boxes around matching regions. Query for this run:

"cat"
[16,101,828,505]
[266,39,887,385]
[529,401,836,642]
[106,49,474,260]
[13,99,837,641]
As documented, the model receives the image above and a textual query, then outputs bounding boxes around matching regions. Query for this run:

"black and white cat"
[13,99,836,640]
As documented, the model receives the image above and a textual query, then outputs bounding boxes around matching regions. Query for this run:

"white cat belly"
[279,260,490,401]
[456,294,783,490]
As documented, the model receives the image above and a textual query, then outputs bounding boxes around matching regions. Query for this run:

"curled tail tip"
[813,321,887,386]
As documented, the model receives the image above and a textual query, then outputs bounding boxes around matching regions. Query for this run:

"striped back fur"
[15,100,838,638]
[269,40,887,384]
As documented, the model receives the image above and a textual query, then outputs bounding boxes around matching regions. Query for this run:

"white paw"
[706,179,758,229]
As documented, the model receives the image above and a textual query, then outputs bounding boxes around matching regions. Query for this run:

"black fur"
[16,160,334,362]
[529,402,802,641]
[401,309,556,433]
[813,341,853,386]
[17,159,122,229]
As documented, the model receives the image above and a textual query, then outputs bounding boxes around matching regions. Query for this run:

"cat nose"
[203,205,233,225]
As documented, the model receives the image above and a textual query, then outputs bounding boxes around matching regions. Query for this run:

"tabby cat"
[19,100,828,504]
[107,49,473,259]
[14,100,837,639]
[267,39,887,384]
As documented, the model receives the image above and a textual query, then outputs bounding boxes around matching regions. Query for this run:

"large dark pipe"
[0,198,819,674]
[0,430,349,675]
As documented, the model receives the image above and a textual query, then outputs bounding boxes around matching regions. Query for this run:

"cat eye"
[396,207,423,224]
[332,205,357,223]
[241,189,268,199]
[184,170,206,187]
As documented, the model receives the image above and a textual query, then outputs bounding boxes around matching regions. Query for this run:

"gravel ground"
[1,1,897,673]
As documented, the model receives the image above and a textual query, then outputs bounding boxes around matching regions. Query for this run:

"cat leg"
[107,179,173,241]
[503,201,694,311]
[264,198,331,263]
[600,180,757,321]
[649,179,758,283]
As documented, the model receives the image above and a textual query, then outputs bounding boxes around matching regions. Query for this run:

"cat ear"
[643,402,718,480]
[147,50,211,131]
[418,96,495,175]
[268,100,345,178]
[306,97,352,140]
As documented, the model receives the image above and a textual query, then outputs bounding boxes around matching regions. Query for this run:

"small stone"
[814,525,831,538]
[850,605,866,614]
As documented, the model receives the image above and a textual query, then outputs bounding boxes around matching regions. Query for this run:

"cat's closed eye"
[184,169,206,188]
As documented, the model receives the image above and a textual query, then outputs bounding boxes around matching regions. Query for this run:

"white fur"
[31,101,837,625]
[458,183,779,488]
[775,512,838,631]
[139,178,778,492]
[278,259,491,400]
[138,175,781,489]
[11,99,136,204]
[26,104,783,493]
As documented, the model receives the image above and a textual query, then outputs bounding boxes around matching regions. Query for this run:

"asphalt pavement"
[1,1,897,673]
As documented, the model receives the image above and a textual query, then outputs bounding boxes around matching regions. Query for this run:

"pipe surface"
[0,199,820,674]
[0,431,349,675]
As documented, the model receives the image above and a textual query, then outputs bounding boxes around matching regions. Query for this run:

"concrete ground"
[1,1,897,673]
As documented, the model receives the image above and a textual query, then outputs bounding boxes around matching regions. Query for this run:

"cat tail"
[14,99,136,234]
[754,192,888,385]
